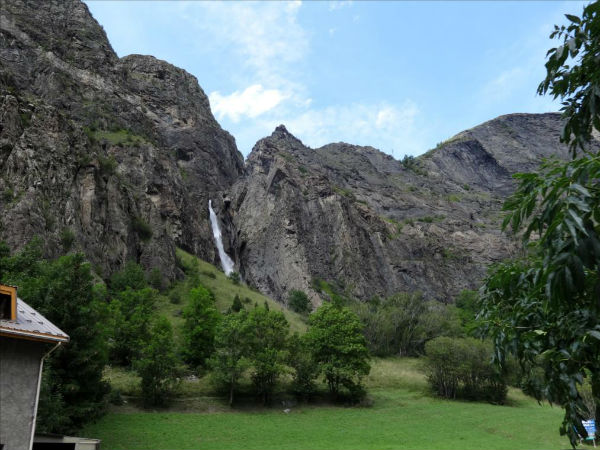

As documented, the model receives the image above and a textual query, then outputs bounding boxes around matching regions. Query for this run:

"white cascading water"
[208,200,235,276]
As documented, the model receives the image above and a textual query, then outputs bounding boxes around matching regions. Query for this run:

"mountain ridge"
[0,0,578,305]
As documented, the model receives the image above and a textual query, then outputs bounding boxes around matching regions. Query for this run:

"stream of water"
[208,200,235,276]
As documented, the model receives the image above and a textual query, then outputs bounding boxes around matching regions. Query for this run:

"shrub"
[60,228,76,252]
[209,311,251,406]
[230,294,243,313]
[109,287,157,366]
[423,337,507,404]
[288,333,319,401]
[132,216,153,242]
[136,316,180,407]
[246,306,290,405]
[147,268,164,291]
[228,271,241,285]
[306,303,370,401]
[98,155,117,176]
[201,270,216,279]
[288,289,310,313]
[351,292,462,357]
[168,290,181,304]
[181,286,220,369]
[110,261,148,293]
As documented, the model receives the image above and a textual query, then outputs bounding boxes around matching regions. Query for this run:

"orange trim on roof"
[0,284,17,321]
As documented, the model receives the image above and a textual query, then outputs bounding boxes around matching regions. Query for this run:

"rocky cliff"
[0,0,244,279]
[0,0,578,304]
[228,114,572,304]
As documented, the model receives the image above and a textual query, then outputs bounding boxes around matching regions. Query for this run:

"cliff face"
[228,114,571,304]
[0,0,578,303]
[0,0,244,279]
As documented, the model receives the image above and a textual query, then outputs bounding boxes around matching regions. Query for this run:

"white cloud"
[210,85,288,123]
[329,1,353,11]
[483,67,527,102]
[178,2,308,88]
[252,100,425,157]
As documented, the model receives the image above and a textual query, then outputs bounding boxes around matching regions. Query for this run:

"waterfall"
[208,200,235,276]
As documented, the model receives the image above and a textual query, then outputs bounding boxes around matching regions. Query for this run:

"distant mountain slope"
[0,0,244,279]
[227,114,572,303]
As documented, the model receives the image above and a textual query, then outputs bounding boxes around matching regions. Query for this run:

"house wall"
[0,337,46,450]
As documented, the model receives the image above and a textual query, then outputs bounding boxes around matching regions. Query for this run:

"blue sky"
[85,1,586,158]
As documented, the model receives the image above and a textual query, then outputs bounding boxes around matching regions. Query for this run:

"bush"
[306,303,370,402]
[136,316,180,407]
[147,268,164,291]
[228,271,241,285]
[288,333,319,401]
[60,228,76,252]
[423,337,507,404]
[230,294,243,313]
[108,287,157,366]
[132,216,153,242]
[246,306,290,405]
[288,289,310,313]
[181,286,220,369]
[351,292,462,357]
[110,261,148,293]
[209,311,251,406]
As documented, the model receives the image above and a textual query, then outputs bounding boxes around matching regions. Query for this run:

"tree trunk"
[229,383,234,406]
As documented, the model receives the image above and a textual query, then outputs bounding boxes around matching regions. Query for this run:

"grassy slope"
[169,248,306,334]
[85,358,569,450]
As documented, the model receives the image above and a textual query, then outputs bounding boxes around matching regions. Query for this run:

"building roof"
[0,297,69,343]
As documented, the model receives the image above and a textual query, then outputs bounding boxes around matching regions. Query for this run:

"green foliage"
[454,289,479,335]
[0,246,109,434]
[228,271,240,285]
[538,2,600,154]
[131,216,153,242]
[2,187,14,203]
[209,311,251,406]
[147,268,164,291]
[230,294,243,312]
[288,289,310,314]
[288,333,320,400]
[135,316,180,407]
[423,337,507,404]
[480,4,600,444]
[306,302,370,400]
[59,228,76,252]
[181,286,220,369]
[109,287,157,366]
[351,292,462,357]
[87,128,148,147]
[109,261,148,293]
[98,154,117,176]
[246,306,290,404]
[401,155,427,176]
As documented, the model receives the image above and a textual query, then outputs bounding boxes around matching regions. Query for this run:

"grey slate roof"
[0,298,69,343]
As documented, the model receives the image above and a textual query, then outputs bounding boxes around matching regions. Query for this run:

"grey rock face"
[230,115,572,305]
[0,0,243,278]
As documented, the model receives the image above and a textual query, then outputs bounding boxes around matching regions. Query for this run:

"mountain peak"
[272,124,292,137]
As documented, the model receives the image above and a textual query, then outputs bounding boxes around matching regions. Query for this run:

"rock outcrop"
[0,0,580,305]
[0,0,244,279]
[229,115,572,304]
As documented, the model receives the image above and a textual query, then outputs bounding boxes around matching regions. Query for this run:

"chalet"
[0,284,69,450]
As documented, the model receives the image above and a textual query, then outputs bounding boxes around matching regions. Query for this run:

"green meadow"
[85,358,569,450]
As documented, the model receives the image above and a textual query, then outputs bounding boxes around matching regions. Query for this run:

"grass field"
[85,358,571,450]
